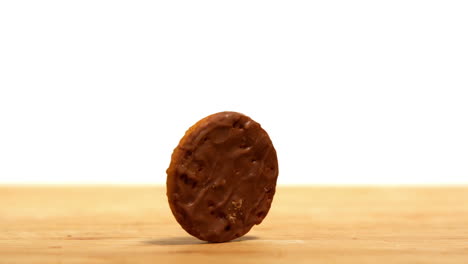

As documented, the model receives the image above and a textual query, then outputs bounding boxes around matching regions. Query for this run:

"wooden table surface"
[0,186,467,264]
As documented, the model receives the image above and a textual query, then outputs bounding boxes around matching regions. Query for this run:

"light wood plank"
[1,186,467,263]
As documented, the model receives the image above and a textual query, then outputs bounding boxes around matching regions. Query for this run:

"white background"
[1,1,467,184]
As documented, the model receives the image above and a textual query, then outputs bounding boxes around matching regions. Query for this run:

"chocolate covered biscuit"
[166,112,278,242]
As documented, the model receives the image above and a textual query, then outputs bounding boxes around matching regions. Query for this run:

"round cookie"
[166,111,279,243]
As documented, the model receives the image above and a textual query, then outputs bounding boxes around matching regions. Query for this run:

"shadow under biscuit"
[143,235,259,245]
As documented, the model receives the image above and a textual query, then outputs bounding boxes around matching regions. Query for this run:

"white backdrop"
[1,1,467,184]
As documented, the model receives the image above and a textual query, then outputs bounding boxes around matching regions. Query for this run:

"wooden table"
[0,186,467,263]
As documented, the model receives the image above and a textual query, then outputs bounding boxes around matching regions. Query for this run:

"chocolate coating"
[166,112,279,243]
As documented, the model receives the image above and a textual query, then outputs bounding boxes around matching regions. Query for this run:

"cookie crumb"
[232,199,243,210]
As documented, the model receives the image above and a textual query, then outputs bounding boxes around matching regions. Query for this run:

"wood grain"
[0,186,467,264]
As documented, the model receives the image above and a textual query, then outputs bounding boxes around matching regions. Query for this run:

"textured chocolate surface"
[166,112,279,242]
